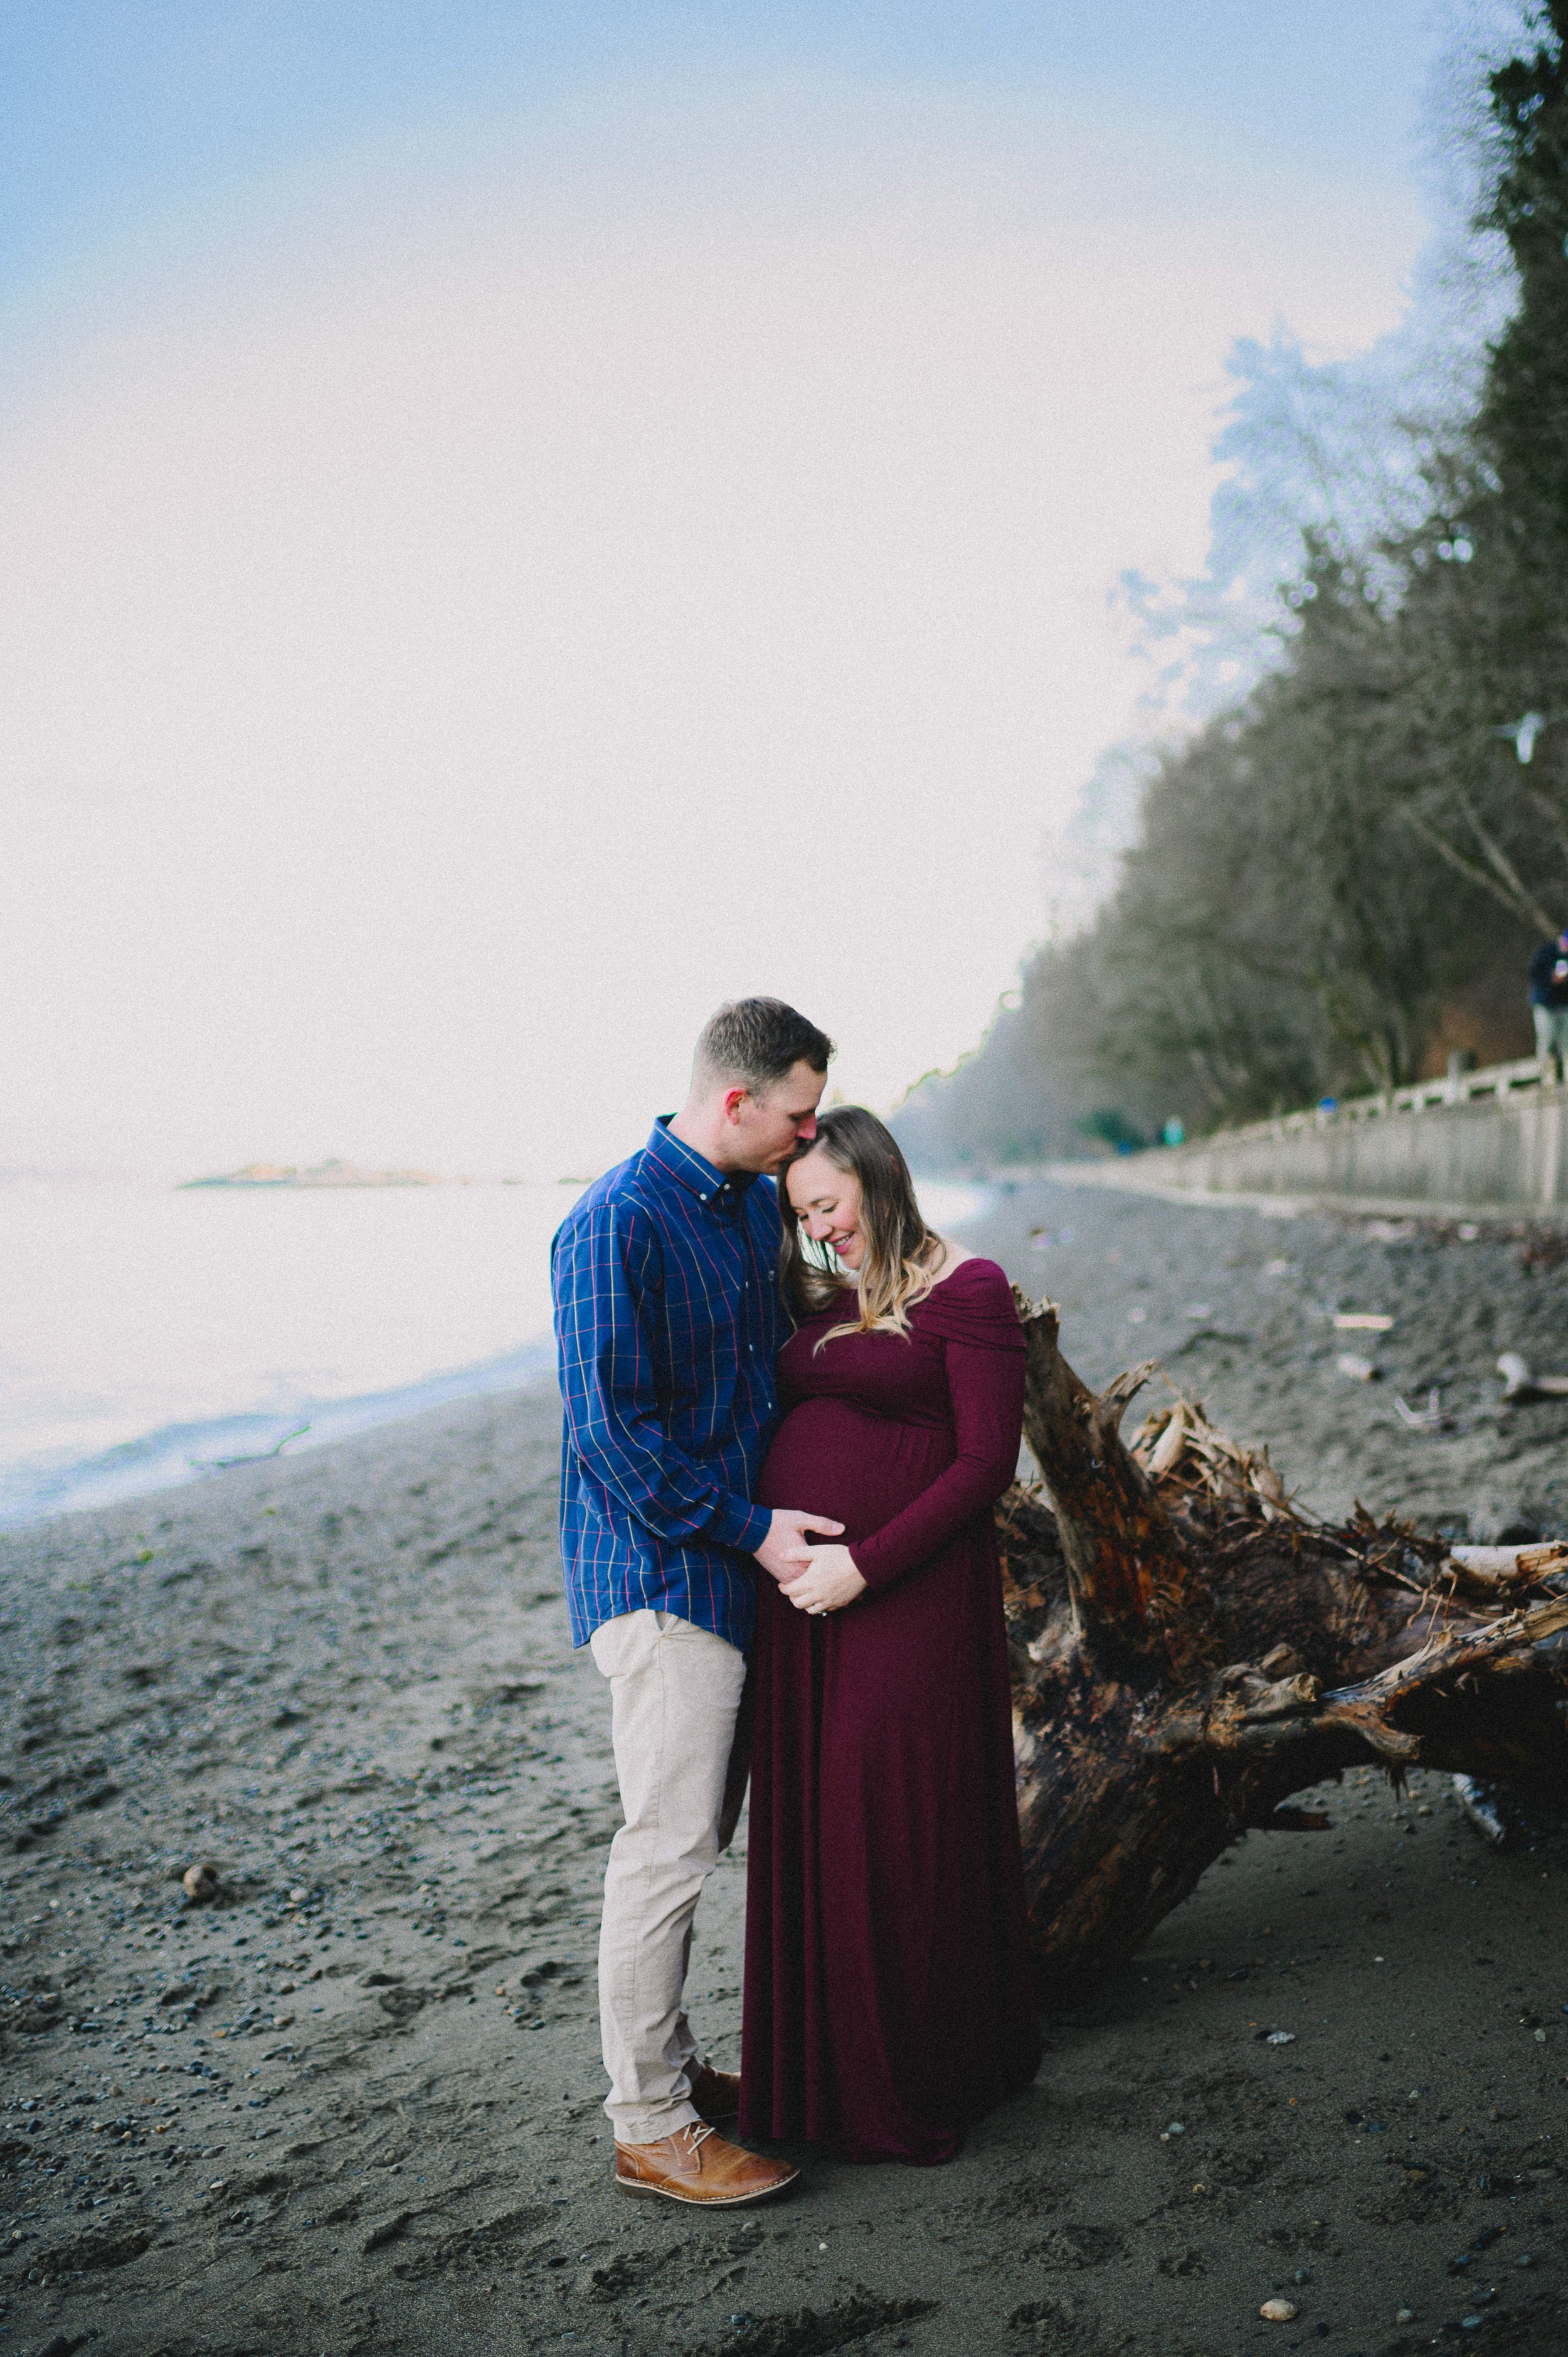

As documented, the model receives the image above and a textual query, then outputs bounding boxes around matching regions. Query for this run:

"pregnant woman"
[739,1107,1041,2165]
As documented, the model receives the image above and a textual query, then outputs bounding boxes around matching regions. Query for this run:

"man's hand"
[778,1544,868,1617]
[754,1508,844,1584]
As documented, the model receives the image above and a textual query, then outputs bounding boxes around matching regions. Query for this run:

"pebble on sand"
[1260,2299,1298,2322]
[182,1861,220,1902]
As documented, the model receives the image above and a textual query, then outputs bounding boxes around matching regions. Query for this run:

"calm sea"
[0,1171,986,1527]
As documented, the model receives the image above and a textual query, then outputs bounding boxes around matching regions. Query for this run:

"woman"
[739,1107,1041,2165]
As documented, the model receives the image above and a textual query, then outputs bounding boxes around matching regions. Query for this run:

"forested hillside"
[897,3,1568,1170]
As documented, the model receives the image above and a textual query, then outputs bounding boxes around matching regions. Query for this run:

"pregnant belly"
[756,1398,951,1543]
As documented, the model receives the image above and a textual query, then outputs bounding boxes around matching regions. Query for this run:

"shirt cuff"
[711,1492,773,1556]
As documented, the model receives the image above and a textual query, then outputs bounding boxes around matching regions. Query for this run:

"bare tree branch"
[1396,802,1555,932]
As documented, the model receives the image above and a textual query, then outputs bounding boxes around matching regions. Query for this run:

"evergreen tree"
[1390,3,1568,932]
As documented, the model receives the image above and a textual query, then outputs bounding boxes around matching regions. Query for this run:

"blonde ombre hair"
[779,1106,945,1345]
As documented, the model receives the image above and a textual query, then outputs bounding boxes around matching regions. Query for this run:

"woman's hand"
[777,1543,867,1617]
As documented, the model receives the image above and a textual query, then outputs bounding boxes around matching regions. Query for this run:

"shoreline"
[0,1171,583,1533]
[0,1341,559,1532]
[0,1174,987,1538]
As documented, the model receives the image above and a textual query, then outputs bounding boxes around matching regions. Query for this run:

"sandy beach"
[3,1179,1567,2357]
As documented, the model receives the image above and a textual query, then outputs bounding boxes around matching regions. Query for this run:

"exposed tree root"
[996,1292,1568,1987]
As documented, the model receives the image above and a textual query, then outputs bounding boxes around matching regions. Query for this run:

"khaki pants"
[588,1609,750,2143]
[1534,1004,1568,1073]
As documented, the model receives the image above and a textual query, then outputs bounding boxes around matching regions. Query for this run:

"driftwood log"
[996,1292,1568,1989]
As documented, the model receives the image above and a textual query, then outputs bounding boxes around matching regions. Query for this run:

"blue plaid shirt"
[551,1119,786,1652]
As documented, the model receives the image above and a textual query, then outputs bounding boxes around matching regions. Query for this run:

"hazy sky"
[1,2,1455,1178]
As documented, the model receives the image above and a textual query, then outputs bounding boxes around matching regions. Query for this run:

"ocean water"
[0,1170,987,1527]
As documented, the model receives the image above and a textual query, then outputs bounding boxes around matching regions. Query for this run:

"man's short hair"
[696,998,834,1095]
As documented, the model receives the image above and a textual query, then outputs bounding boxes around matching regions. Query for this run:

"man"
[551,998,840,2208]
[1528,926,1568,1075]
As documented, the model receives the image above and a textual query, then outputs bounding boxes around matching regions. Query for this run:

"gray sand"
[2,1182,1566,2357]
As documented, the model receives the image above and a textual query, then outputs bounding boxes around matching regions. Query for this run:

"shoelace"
[621,2119,716,2168]
[674,2121,721,2168]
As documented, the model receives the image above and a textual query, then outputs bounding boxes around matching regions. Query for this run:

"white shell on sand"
[1260,2299,1299,2322]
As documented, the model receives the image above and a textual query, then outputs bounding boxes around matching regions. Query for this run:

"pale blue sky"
[0,3,1494,1176]
[3,1,1444,317]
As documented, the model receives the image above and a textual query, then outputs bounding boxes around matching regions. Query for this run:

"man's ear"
[721,1087,750,1125]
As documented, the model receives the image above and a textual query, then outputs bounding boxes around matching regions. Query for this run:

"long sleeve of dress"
[847,1307,1024,1592]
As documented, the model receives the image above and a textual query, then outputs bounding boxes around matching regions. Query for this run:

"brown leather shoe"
[687,2058,741,2123]
[615,2122,798,2207]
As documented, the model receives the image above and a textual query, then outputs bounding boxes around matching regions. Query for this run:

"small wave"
[0,1338,556,1530]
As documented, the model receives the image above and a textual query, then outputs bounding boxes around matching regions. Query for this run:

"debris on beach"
[1452,1776,1513,1849]
[1334,1311,1394,1331]
[1336,1352,1379,1381]
[1394,1388,1449,1432]
[1259,2297,1298,2321]
[1446,1541,1568,1591]
[1497,1351,1568,1403]
[1147,1407,1189,1478]
[181,1861,220,1902]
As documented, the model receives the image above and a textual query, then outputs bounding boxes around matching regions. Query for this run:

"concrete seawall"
[1048,1066,1568,1221]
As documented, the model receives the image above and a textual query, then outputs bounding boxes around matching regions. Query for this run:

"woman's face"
[787,1150,866,1271]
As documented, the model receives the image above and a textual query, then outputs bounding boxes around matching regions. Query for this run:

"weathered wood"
[997,1290,1568,1988]
[1016,1301,1199,1682]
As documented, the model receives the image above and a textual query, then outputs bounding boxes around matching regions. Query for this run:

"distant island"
[180,1158,447,1190]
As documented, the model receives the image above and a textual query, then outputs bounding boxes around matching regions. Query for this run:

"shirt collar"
[645,1117,760,1207]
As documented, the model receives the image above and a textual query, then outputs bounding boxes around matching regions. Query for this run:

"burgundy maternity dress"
[739,1256,1041,2165]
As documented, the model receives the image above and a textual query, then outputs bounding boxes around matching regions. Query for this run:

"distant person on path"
[740,1107,1042,2164]
[1529,926,1568,1073]
[552,998,839,2208]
